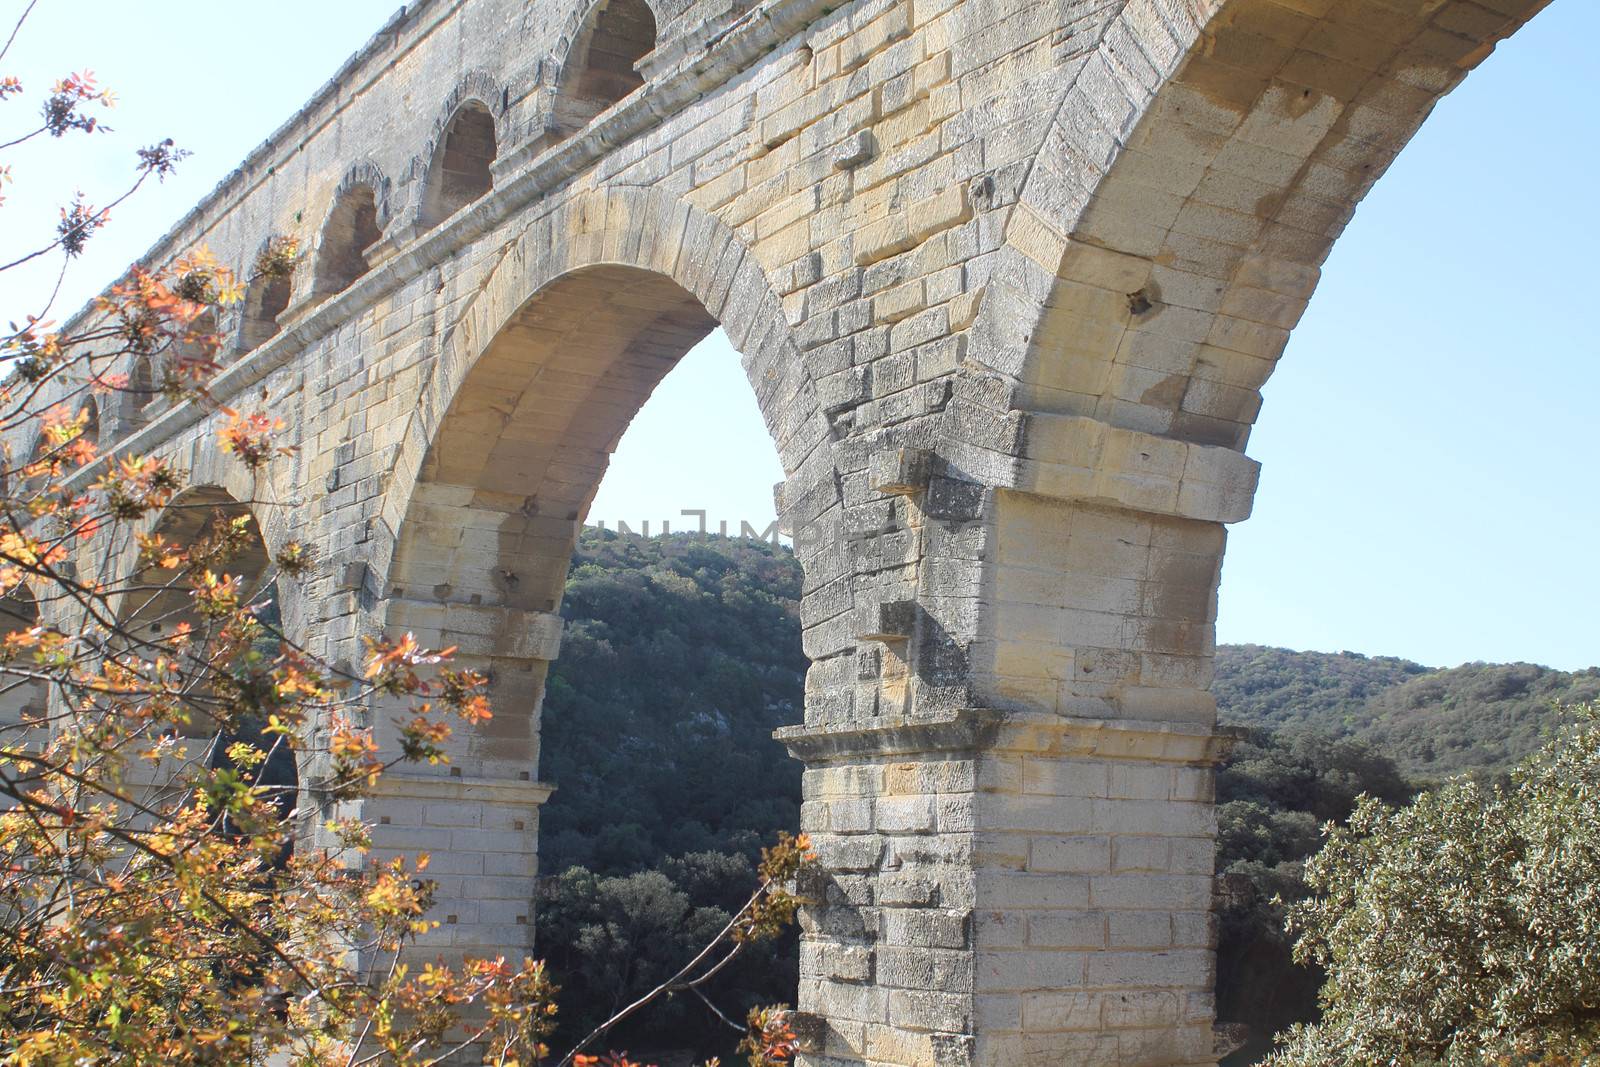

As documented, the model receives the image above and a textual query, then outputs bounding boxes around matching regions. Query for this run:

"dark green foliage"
[536,531,805,1057]
[1216,645,1600,781]
[538,852,796,1058]
[1268,711,1600,1066]
[1352,663,1600,781]
[1214,645,1430,731]
[1212,648,1598,1048]
[1214,730,1414,1038]
[540,530,806,874]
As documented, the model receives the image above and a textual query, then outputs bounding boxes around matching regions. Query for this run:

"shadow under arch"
[394,263,720,608]
[420,101,498,229]
[236,241,294,354]
[313,165,390,301]
[80,395,99,451]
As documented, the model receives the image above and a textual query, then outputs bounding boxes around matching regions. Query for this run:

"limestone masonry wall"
[31,0,1553,1063]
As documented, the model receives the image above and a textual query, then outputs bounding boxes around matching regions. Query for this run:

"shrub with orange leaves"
[0,12,809,1067]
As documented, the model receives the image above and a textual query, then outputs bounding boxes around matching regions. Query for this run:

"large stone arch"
[928,3,1555,1063]
[972,0,1550,440]
[106,482,305,865]
[952,0,1553,732]
[360,185,843,968]
[77,432,307,659]
[114,484,273,642]
[1011,0,1545,444]
[377,187,833,576]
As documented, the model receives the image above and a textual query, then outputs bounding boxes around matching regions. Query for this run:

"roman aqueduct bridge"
[26,0,1550,1062]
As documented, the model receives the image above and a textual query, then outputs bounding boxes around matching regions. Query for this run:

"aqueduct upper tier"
[37,0,1551,1063]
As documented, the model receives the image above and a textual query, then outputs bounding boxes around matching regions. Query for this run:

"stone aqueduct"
[21,0,1549,1062]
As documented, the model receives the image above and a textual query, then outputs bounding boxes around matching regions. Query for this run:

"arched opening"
[237,272,292,352]
[393,266,719,618]
[24,395,99,489]
[218,578,301,865]
[382,263,807,1055]
[551,0,656,140]
[421,103,497,228]
[170,307,218,374]
[129,352,159,420]
[80,396,98,450]
[1199,10,1596,1052]
[0,588,48,750]
[981,1,1578,1060]
[121,486,269,630]
[314,184,382,299]
[535,328,803,1056]
[118,487,271,732]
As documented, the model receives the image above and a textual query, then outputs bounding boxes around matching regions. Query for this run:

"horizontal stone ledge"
[372,772,555,806]
[382,597,564,661]
[1013,413,1261,525]
[776,710,1005,763]
[777,709,1236,766]
[993,711,1236,766]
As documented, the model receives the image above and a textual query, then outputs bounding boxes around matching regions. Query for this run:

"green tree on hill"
[1215,730,1414,1040]
[1268,708,1600,1066]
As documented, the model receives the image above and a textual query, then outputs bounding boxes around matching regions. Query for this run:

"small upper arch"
[549,0,658,141]
[311,161,391,300]
[235,235,299,354]
[104,351,161,438]
[417,73,506,229]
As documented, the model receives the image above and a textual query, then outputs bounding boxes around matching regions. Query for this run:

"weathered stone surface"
[26,0,1551,1061]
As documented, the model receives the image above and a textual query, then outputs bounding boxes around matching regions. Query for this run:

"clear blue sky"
[4,1,1595,670]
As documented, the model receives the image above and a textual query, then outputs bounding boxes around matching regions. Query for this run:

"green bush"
[1268,709,1600,1065]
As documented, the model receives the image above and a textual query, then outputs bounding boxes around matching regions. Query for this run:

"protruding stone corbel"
[853,598,916,644]
[868,446,931,496]
[1015,412,1261,524]
[832,130,877,171]
[340,561,372,593]
[775,708,1004,764]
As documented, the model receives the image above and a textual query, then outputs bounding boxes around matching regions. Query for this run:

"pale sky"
[3,1,1595,670]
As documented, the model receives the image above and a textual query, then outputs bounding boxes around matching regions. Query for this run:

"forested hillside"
[535,531,806,1057]
[534,530,1596,1057]
[1213,645,1431,730]
[540,531,806,874]
[1216,645,1600,780]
